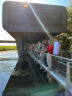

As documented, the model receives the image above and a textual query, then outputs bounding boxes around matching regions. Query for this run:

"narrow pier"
[28,51,72,95]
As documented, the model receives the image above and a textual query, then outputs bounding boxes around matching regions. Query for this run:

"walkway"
[28,51,72,95]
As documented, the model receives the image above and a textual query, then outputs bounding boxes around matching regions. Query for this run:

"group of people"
[28,36,61,56]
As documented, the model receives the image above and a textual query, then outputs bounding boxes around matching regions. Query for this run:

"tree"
[66,0,72,33]
[58,0,72,51]
[58,33,71,51]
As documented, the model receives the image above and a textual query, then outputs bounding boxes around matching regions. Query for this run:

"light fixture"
[23,3,28,8]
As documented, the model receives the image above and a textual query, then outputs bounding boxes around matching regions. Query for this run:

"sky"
[0,0,69,45]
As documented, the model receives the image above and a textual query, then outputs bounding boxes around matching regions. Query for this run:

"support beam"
[16,39,24,59]
[16,39,24,70]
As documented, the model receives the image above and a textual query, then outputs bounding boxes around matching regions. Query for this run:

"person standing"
[53,37,60,56]
[46,40,53,54]
[53,37,61,70]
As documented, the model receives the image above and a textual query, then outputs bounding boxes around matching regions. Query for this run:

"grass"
[0,46,17,51]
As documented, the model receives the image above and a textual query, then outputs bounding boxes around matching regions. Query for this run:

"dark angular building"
[3,1,67,59]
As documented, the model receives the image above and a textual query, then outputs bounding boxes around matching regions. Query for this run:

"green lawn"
[0,46,17,51]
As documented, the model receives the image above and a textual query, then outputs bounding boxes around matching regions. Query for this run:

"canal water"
[0,51,18,96]
[0,50,65,96]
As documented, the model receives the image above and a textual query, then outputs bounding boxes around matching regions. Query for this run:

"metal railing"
[28,50,72,95]
[60,51,72,59]
[32,51,72,78]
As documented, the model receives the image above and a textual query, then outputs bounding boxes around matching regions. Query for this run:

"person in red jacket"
[45,40,53,54]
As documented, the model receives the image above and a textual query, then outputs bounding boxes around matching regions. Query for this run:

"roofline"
[3,1,66,9]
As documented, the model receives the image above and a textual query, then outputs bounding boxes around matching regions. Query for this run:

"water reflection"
[0,61,17,73]
[0,50,18,59]
[0,51,18,96]
[0,50,18,73]
[0,51,60,96]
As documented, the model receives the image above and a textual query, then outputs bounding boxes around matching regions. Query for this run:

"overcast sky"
[0,0,69,42]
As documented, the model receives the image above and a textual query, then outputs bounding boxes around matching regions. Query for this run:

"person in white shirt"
[53,37,60,56]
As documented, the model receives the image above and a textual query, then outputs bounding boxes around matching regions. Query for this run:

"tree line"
[58,0,72,51]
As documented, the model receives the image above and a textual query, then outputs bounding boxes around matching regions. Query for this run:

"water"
[0,51,18,73]
[0,51,18,59]
[0,51,18,96]
[0,50,63,96]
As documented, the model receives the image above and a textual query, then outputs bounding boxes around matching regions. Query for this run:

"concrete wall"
[3,1,67,41]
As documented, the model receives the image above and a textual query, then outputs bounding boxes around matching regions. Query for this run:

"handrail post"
[47,53,52,82]
[40,53,42,62]
[47,53,52,70]
[65,62,70,96]
[40,53,43,69]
